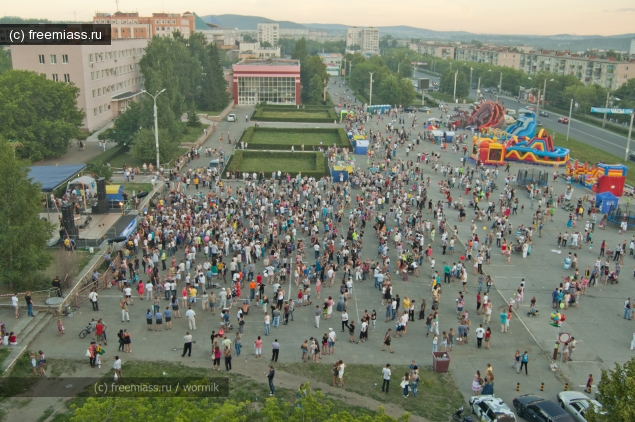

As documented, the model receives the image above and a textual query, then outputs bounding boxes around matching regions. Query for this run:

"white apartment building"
[409,43,455,59]
[280,28,309,40]
[11,38,148,131]
[257,23,280,46]
[237,42,280,59]
[346,27,380,55]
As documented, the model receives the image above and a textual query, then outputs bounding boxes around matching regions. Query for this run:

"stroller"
[608,271,619,284]
[527,305,539,317]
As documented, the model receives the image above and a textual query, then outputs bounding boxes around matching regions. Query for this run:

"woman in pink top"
[254,335,263,358]
[137,282,144,300]
[181,287,188,308]
[213,346,221,370]
[327,296,334,319]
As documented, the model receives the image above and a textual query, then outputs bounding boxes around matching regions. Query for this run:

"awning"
[29,164,87,192]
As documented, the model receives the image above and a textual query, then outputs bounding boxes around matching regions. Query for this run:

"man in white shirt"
[328,328,337,354]
[381,364,391,393]
[185,306,196,330]
[182,332,193,357]
[163,281,171,300]
[475,324,485,348]
[88,289,99,311]
[113,356,122,380]
[145,282,153,301]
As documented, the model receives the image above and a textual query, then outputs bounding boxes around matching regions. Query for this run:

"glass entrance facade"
[237,76,296,105]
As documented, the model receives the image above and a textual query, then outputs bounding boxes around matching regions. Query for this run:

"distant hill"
[201,14,306,30]
[198,14,634,51]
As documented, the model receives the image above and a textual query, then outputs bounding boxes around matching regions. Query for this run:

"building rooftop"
[235,58,300,67]
[318,53,342,57]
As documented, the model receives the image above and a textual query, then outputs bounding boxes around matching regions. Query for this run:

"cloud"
[615,8,635,12]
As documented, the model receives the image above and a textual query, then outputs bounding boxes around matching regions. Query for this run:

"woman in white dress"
[631,332,635,350]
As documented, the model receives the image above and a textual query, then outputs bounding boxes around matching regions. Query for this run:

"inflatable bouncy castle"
[471,129,570,166]
[467,101,505,130]
[566,161,627,196]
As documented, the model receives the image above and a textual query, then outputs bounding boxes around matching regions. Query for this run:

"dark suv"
[403,106,417,113]
[513,395,575,422]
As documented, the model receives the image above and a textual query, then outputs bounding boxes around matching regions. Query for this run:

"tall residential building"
[630,39,635,56]
[11,38,148,131]
[92,11,196,39]
[257,23,280,46]
[346,27,380,55]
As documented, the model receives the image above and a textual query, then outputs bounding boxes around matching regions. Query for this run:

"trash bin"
[432,351,450,373]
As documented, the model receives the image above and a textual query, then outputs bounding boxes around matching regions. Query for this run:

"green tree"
[0,49,11,75]
[471,39,484,48]
[398,61,413,79]
[261,41,273,48]
[204,44,231,111]
[0,70,84,160]
[291,38,308,62]
[585,358,635,422]
[106,101,149,146]
[131,128,179,165]
[187,110,201,127]
[0,140,53,289]
[306,75,323,104]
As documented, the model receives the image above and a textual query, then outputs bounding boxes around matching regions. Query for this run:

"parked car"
[513,395,575,422]
[539,111,549,117]
[404,106,417,112]
[469,395,517,422]
[556,391,604,422]
[558,117,569,124]
[418,106,431,112]
[227,114,237,122]
[537,121,543,127]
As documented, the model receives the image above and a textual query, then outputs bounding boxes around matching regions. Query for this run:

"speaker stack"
[95,177,110,213]
[61,203,79,239]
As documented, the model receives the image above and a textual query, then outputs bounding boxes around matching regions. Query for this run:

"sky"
[5,0,635,36]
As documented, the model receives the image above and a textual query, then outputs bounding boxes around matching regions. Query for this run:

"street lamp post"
[369,72,374,106]
[141,88,166,171]
[542,78,554,110]
[453,70,458,102]
[470,67,473,87]
[348,62,353,85]
[602,90,610,128]
[476,77,481,101]
[625,111,635,161]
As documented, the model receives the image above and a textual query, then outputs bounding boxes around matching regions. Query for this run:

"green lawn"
[120,183,153,194]
[549,130,635,186]
[281,363,464,422]
[238,153,318,173]
[251,130,340,147]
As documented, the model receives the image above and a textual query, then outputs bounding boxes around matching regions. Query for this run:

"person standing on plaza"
[485,327,492,349]
[182,331,193,357]
[266,366,275,396]
[519,351,529,375]
[475,324,485,348]
[271,339,280,362]
[224,346,232,371]
[255,335,263,358]
[500,310,508,333]
[314,306,321,328]
[328,328,337,354]
[264,312,271,335]
[12,293,19,318]
[186,306,196,330]
[113,356,122,381]
[382,328,394,353]
[154,308,163,332]
[381,363,391,393]
[88,289,99,311]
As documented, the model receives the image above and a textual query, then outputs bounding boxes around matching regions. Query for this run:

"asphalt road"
[413,70,633,161]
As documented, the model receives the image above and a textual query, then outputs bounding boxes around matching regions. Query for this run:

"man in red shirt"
[95,320,105,345]
[256,273,263,285]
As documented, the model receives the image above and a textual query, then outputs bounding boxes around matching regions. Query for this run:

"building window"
[38,54,45,64]
[89,54,93,63]
[99,106,102,114]
[94,108,97,116]
[50,55,57,64]
[92,89,96,98]
[52,74,58,82]
[62,54,68,64]
[91,71,94,81]
[98,88,101,96]
[64,74,70,83]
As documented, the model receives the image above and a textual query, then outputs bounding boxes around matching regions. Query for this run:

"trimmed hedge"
[239,127,350,150]
[252,105,337,123]
[224,150,328,179]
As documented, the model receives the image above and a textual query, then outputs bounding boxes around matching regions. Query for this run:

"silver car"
[556,391,604,422]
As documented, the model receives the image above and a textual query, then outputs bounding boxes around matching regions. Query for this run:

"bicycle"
[79,323,93,339]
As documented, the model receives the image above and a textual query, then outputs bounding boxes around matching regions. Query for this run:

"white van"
[505,109,516,116]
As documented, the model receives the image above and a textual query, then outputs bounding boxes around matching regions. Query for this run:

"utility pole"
[369,72,374,106]
[470,67,473,87]
[535,89,542,118]
[453,70,458,102]
[602,90,610,128]
[348,61,353,85]
[477,77,481,101]
[625,111,635,161]
[499,72,503,93]
[141,88,166,171]
[342,58,346,77]
[323,78,327,102]
[566,99,574,141]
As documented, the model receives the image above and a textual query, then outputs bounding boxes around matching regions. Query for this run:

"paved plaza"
[10,76,634,419]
